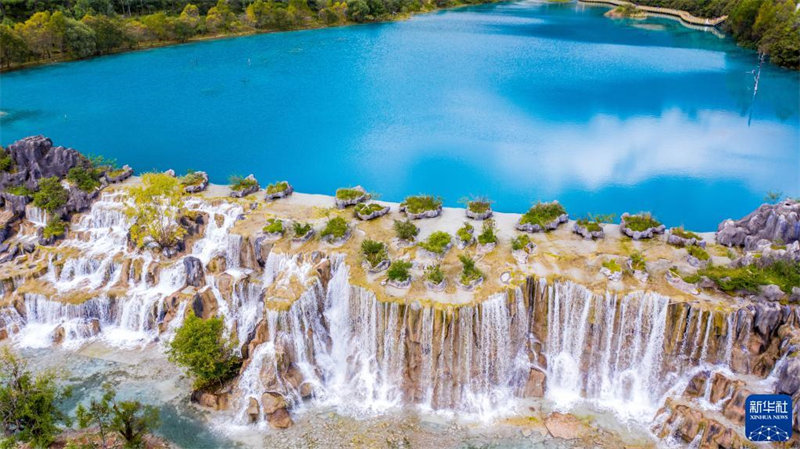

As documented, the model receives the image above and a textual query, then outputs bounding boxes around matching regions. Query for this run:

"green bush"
[511,234,531,251]
[168,312,241,390]
[387,260,412,282]
[263,218,284,235]
[458,254,483,285]
[229,175,258,192]
[693,260,800,294]
[425,264,444,284]
[292,221,312,237]
[624,213,662,232]
[477,219,497,245]
[418,231,452,255]
[361,239,388,268]
[602,259,622,272]
[393,219,419,241]
[180,170,206,187]
[5,184,33,196]
[519,202,566,227]
[43,217,68,240]
[467,199,491,214]
[33,177,69,213]
[671,227,701,241]
[687,245,710,261]
[67,165,103,192]
[265,181,289,194]
[354,202,385,215]
[402,195,442,214]
[321,216,348,239]
[0,148,13,172]
[629,251,646,271]
[456,222,474,245]
[0,349,72,448]
[335,187,365,201]
[576,218,602,233]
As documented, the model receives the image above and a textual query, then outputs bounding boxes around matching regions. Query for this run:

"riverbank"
[0,0,496,74]
[580,0,727,26]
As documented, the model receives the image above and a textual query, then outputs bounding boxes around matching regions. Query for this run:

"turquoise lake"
[1,0,798,230]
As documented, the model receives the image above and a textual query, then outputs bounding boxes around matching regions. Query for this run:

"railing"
[579,0,728,27]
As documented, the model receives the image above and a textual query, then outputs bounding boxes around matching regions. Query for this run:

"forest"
[0,0,492,69]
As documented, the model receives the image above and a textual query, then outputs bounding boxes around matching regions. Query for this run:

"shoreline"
[578,0,727,27]
[0,1,493,74]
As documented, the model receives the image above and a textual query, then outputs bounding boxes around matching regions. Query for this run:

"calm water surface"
[1,1,798,230]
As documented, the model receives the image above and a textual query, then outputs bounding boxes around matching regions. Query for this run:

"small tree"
[125,172,186,249]
[33,176,69,213]
[76,383,160,449]
[0,349,72,448]
[168,312,241,390]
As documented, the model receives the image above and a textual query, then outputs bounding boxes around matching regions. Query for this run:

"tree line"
[634,0,799,69]
[0,0,489,69]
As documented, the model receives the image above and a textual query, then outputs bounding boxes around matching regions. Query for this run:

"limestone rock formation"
[0,135,84,191]
[717,200,800,249]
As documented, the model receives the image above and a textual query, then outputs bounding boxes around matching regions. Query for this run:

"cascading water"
[545,281,671,420]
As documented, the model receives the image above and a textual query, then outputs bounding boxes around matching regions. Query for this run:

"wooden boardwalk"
[579,0,728,27]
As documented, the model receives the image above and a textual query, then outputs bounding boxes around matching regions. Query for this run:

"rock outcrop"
[0,136,84,191]
[717,200,800,249]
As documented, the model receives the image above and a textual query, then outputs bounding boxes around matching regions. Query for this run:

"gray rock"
[104,165,133,183]
[620,213,666,240]
[335,186,368,209]
[0,136,84,191]
[716,200,800,249]
[183,256,205,287]
[264,182,293,200]
[573,222,604,240]
[183,171,209,194]
[229,174,259,198]
[465,208,493,220]
[516,212,568,233]
[775,357,800,397]
[758,284,785,302]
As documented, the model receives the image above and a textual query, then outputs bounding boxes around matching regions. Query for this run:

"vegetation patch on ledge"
[400,195,443,219]
[516,201,568,233]
[418,231,452,256]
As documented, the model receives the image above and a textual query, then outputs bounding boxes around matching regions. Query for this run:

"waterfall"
[25,205,48,227]
[545,281,670,421]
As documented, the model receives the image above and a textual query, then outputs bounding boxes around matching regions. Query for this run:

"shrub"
[687,245,710,261]
[67,165,102,192]
[602,259,622,272]
[511,234,531,251]
[43,217,68,239]
[168,312,241,390]
[467,199,491,214]
[693,260,800,294]
[624,213,662,232]
[0,148,14,172]
[520,202,566,227]
[458,254,483,285]
[335,187,364,200]
[263,218,284,235]
[76,383,160,449]
[33,177,68,213]
[354,202,385,215]
[6,184,33,196]
[361,239,388,268]
[125,173,186,249]
[671,227,701,241]
[393,219,419,241]
[0,349,72,448]
[425,264,444,284]
[402,195,442,214]
[456,222,474,245]
[418,231,452,255]
[265,181,289,194]
[477,219,497,245]
[387,260,412,282]
[321,216,348,239]
[292,221,312,237]
[629,251,646,271]
[229,175,258,192]
[180,170,206,187]
[576,218,602,233]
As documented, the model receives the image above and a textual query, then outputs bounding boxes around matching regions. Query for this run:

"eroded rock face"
[183,256,205,287]
[717,200,800,249]
[0,136,84,191]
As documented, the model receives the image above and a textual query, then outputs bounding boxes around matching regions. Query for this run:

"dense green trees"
[636,0,799,69]
[0,0,495,70]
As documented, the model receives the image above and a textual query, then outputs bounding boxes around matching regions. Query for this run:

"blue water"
[1,1,798,230]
